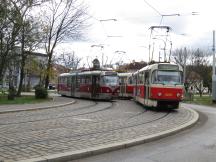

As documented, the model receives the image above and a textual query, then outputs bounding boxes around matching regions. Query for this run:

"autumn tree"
[0,0,42,95]
[0,0,22,86]
[41,0,88,89]
[172,47,211,96]
[16,17,43,96]
[187,48,211,96]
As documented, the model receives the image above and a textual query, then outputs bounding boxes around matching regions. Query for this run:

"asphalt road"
[73,103,216,162]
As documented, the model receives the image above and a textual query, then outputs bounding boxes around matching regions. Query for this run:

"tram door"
[119,77,126,97]
[144,71,149,105]
[92,75,100,98]
[71,76,75,96]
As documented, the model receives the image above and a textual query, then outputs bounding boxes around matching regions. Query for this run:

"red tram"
[133,62,184,109]
[58,70,119,100]
[118,73,133,98]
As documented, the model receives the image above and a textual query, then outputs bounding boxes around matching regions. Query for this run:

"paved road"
[72,103,216,162]
[0,98,197,162]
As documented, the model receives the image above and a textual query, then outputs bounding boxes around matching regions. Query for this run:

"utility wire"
[142,0,162,16]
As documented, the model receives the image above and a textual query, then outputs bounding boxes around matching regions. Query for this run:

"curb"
[17,108,199,162]
[0,100,76,114]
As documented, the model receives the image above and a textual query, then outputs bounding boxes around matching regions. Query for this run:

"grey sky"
[56,0,216,65]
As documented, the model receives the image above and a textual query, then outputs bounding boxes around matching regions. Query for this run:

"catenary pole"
[212,30,216,102]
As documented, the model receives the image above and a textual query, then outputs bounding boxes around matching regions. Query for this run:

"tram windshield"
[152,70,183,85]
[101,76,119,86]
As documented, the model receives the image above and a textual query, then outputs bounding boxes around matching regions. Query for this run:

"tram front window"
[101,76,119,86]
[152,70,182,85]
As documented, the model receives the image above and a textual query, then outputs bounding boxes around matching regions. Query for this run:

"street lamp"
[100,19,117,22]
[160,13,180,25]
[159,12,199,25]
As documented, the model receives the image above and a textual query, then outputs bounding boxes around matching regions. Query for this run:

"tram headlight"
[176,93,181,97]
[157,92,162,97]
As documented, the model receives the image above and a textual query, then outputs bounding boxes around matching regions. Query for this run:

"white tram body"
[133,62,184,109]
[118,73,133,98]
[58,70,120,100]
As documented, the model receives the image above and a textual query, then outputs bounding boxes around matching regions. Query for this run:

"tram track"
[0,100,169,136]
[0,107,171,148]
[0,100,115,126]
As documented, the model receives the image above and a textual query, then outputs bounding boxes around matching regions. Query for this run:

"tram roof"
[59,73,76,77]
[134,62,182,75]
[59,70,118,77]
[118,73,132,77]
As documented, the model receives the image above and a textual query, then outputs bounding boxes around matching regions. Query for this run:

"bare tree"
[57,51,82,70]
[41,0,88,88]
[172,47,190,84]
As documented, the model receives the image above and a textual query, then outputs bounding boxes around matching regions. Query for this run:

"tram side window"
[144,71,149,84]
[128,77,133,84]
[76,76,80,88]
[132,74,137,84]
[85,76,91,84]
[67,77,71,87]
[138,72,144,84]
[61,77,66,84]
[59,77,62,84]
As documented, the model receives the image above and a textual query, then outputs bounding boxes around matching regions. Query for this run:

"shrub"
[34,85,48,99]
[8,86,16,100]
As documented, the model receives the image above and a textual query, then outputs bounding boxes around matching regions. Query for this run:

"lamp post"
[212,30,216,102]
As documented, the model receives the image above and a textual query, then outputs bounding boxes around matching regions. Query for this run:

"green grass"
[0,95,51,105]
[184,95,215,106]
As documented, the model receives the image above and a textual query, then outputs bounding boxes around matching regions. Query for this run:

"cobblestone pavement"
[0,96,74,113]
[0,98,198,162]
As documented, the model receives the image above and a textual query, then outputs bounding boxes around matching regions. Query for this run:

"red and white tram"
[118,73,133,98]
[58,70,119,100]
[133,62,184,109]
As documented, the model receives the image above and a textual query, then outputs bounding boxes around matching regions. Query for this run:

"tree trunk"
[45,55,52,89]
[16,58,25,96]
[16,29,26,97]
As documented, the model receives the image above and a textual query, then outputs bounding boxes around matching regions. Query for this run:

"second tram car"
[118,73,133,98]
[58,70,119,100]
[133,62,184,109]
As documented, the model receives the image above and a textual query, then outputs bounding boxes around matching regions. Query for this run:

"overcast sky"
[56,0,216,66]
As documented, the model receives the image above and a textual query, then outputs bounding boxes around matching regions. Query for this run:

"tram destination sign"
[158,64,179,70]
[105,71,118,76]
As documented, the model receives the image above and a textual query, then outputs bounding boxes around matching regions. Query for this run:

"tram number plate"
[165,93,172,97]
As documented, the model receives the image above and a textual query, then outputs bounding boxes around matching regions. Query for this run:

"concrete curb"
[0,100,76,114]
[17,108,199,162]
